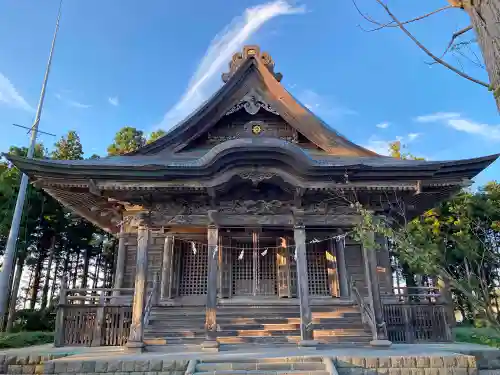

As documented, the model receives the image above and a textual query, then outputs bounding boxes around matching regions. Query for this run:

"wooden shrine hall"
[7,45,498,350]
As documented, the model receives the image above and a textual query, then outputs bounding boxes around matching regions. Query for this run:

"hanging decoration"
[212,245,219,259]
[176,233,349,254]
[191,241,197,255]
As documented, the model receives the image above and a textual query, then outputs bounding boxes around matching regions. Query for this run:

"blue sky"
[0,0,498,186]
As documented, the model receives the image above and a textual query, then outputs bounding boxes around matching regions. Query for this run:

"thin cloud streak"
[55,93,91,109]
[0,72,33,112]
[415,112,500,141]
[376,122,389,129]
[158,0,305,130]
[108,96,119,106]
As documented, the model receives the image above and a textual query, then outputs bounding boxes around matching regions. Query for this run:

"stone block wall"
[0,354,188,375]
[334,355,478,375]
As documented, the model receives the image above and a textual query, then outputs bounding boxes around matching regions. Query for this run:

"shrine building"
[7,45,498,351]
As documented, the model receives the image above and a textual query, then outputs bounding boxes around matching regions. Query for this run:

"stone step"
[198,357,324,363]
[196,362,326,372]
[194,371,330,375]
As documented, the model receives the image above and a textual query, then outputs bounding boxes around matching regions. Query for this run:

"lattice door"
[232,242,253,296]
[258,247,277,295]
[179,241,208,296]
[307,242,330,296]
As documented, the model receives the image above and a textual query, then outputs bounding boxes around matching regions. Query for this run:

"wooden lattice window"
[232,243,253,296]
[179,241,208,296]
[258,248,277,295]
[307,243,330,296]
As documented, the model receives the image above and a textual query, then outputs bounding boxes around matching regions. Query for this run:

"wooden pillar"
[335,235,349,298]
[277,237,291,298]
[326,239,339,297]
[203,224,219,350]
[362,231,390,345]
[294,224,314,343]
[113,225,126,297]
[160,234,174,300]
[126,224,149,351]
[54,276,67,347]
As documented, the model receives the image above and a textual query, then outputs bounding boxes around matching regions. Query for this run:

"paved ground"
[0,342,496,362]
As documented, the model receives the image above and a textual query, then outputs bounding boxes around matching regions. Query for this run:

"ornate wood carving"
[237,170,275,185]
[225,89,279,116]
[222,45,282,83]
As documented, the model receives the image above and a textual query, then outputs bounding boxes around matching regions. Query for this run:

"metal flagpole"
[0,0,63,321]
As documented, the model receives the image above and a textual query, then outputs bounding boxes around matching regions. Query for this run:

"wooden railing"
[143,272,160,327]
[350,278,377,340]
[390,286,441,303]
[55,284,134,347]
[383,303,452,343]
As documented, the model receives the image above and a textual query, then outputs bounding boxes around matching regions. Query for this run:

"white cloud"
[363,137,392,156]
[158,0,305,129]
[108,96,119,106]
[298,89,357,119]
[55,92,91,109]
[415,112,500,141]
[0,72,33,111]
[414,112,460,123]
[407,132,421,141]
[376,122,389,129]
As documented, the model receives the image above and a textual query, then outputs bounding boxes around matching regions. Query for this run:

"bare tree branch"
[374,0,489,88]
[365,5,454,32]
[441,25,473,58]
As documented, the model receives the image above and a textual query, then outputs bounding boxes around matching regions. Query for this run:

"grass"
[0,331,54,349]
[454,325,500,348]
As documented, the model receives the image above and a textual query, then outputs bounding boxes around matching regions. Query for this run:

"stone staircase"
[144,302,372,350]
[192,356,330,375]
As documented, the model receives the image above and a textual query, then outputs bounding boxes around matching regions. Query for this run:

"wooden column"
[160,234,174,300]
[113,225,126,297]
[294,224,314,343]
[203,224,219,350]
[335,235,349,298]
[54,276,67,347]
[126,224,149,351]
[362,231,390,345]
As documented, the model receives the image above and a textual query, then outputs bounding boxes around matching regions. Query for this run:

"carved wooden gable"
[184,88,320,151]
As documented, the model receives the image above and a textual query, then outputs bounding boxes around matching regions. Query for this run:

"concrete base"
[298,340,319,349]
[201,340,220,352]
[125,340,145,353]
[369,339,392,348]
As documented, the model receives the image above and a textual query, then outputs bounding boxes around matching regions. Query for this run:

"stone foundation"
[0,355,188,375]
[334,355,478,375]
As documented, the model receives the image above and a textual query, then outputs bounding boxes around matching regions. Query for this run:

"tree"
[353,0,500,111]
[147,130,166,144]
[51,131,84,160]
[107,127,146,155]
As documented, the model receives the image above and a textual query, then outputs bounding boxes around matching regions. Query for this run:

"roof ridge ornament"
[221,45,283,83]
[225,88,279,116]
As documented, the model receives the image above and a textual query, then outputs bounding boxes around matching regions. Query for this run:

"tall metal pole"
[0,1,63,320]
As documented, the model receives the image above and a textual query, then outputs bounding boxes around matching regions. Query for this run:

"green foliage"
[0,331,54,348]
[10,308,55,332]
[107,126,146,155]
[148,129,166,144]
[51,131,84,160]
[454,326,500,348]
